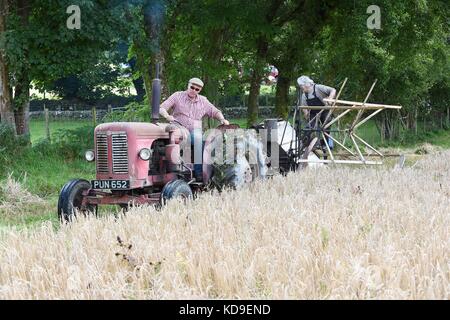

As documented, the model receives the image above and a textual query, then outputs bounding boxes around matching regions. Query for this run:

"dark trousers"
[309,110,333,151]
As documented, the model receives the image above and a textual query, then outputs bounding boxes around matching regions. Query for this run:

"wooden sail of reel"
[295,79,402,165]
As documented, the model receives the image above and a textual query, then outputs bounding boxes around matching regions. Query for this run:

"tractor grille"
[112,133,129,174]
[95,132,129,174]
[96,133,108,173]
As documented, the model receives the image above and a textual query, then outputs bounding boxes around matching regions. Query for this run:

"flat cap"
[189,77,204,87]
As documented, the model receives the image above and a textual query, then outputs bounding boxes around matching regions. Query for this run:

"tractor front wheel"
[58,179,97,222]
[160,179,193,206]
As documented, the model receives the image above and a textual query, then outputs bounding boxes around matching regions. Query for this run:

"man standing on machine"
[297,75,337,156]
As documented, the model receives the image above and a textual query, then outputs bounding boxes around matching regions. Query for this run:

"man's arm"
[317,84,336,105]
[327,87,337,105]
[300,94,309,119]
[159,108,174,122]
[204,98,229,125]
[159,92,178,121]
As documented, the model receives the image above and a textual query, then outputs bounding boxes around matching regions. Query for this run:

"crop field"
[0,150,448,299]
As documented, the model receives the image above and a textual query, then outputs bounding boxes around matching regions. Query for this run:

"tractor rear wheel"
[211,133,267,190]
[160,179,193,206]
[58,179,97,222]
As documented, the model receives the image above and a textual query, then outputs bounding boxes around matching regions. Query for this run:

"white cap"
[297,76,314,87]
[189,77,204,87]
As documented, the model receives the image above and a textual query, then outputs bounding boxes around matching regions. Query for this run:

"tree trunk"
[247,70,261,127]
[10,0,31,142]
[203,27,227,107]
[156,51,169,100]
[380,110,399,141]
[447,108,450,129]
[275,75,290,119]
[128,58,146,100]
[0,60,14,127]
[0,0,16,132]
[247,38,269,127]
[246,0,286,127]
[135,47,153,104]
[203,74,220,129]
[14,78,30,137]
[142,0,166,101]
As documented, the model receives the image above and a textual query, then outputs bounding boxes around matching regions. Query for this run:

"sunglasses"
[190,86,201,92]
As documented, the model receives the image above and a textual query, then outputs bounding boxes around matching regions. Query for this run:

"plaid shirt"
[160,91,225,131]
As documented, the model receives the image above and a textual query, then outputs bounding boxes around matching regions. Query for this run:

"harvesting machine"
[58,72,401,222]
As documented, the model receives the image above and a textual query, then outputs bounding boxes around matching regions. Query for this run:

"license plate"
[91,180,130,190]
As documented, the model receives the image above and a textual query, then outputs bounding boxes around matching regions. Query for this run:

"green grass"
[379,127,450,149]
[430,130,450,148]
[30,118,93,143]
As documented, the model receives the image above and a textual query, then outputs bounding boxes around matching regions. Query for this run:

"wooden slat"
[324,77,348,124]
[323,98,402,109]
[299,105,395,110]
[350,134,365,162]
[354,108,384,129]
[351,79,378,129]
[297,159,383,165]
[352,133,384,157]
[322,132,335,162]
[323,132,356,156]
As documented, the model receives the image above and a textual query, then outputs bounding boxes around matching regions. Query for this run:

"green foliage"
[314,0,449,106]
[43,57,131,102]
[1,0,449,143]
[1,124,96,197]
[102,100,151,122]
[0,123,18,153]
[0,123,31,169]
[50,126,96,160]
[380,127,450,149]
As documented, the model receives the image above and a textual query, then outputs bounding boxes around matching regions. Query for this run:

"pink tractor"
[57,71,267,222]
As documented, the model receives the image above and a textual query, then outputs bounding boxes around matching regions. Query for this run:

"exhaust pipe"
[151,63,161,123]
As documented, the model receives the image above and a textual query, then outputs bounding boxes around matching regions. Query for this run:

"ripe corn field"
[0,151,449,299]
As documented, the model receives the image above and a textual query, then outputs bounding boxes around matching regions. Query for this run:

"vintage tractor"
[57,69,267,222]
[58,73,401,222]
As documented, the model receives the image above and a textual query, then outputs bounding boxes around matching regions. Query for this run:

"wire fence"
[29,103,449,145]
[29,104,278,143]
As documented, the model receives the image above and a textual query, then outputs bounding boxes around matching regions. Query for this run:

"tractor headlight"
[139,148,152,161]
[85,150,95,162]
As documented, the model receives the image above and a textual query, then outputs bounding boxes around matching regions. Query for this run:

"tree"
[0,0,14,131]
[126,0,169,104]
[42,44,131,103]
[314,0,449,139]
[1,0,128,140]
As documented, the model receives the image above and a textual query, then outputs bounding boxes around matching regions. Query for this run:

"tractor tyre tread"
[58,179,96,222]
[160,179,193,205]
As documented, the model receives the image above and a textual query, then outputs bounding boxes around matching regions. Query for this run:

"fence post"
[415,108,418,135]
[92,107,97,127]
[108,104,112,114]
[45,106,50,142]
[447,107,450,129]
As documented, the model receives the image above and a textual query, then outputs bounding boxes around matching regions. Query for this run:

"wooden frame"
[296,80,402,166]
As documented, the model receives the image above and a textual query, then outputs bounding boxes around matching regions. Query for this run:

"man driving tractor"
[159,77,230,180]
